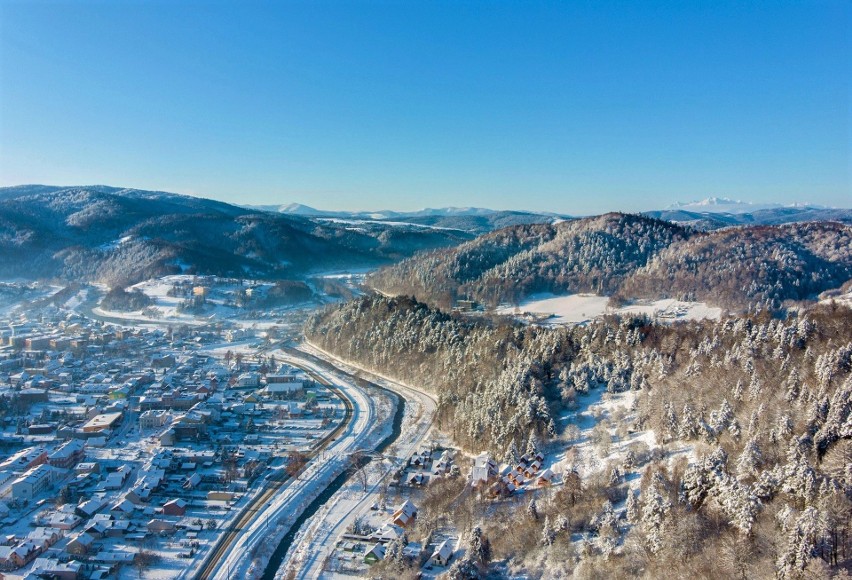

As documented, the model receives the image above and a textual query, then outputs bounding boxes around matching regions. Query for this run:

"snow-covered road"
[194,350,382,580]
[279,342,438,579]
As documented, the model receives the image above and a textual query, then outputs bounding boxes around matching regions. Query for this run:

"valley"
[0,189,848,579]
[4,1,848,577]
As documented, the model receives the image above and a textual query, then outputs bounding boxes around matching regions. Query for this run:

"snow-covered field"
[821,289,852,309]
[90,275,316,329]
[498,293,722,325]
[617,297,722,322]
[498,293,610,324]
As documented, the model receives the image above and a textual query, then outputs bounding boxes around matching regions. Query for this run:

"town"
[0,281,351,579]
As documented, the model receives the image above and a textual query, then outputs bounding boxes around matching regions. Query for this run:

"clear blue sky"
[1,1,849,214]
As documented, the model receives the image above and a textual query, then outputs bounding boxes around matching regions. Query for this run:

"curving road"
[279,342,438,579]
[75,286,433,580]
[196,350,383,580]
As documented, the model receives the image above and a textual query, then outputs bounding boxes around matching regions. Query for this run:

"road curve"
[281,342,438,579]
[192,354,378,580]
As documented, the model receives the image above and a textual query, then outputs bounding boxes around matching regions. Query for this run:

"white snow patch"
[617,298,722,322]
[97,235,134,251]
[497,293,610,325]
[497,293,722,326]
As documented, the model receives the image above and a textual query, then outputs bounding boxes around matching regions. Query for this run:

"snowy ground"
[92,275,318,328]
[317,217,464,232]
[617,298,722,322]
[497,293,610,325]
[820,289,852,309]
[497,293,722,326]
[550,387,694,491]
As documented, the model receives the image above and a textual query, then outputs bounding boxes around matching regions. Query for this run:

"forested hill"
[306,294,852,578]
[367,213,852,311]
[366,213,686,308]
[0,185,471,286]
[617,221,852,310]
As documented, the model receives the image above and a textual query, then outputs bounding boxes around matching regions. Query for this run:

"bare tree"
[135,550,159,578]
[349,450,370,493]
[286,450,307,478]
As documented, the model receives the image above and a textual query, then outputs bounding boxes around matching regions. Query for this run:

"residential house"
[147,519,176,534]
[110,498,136,516]
[430,539,454,567]
[471,452,498,487]
[0,541,39,570]
[75,498,106,519]
[363,543,385,564]
[29,557,81,580]
[162,498,187,517]
[391,500,417,528]
[536,468,554,487]
[46,510,81,531]
[65,532,95,556]
[26,528,61,552]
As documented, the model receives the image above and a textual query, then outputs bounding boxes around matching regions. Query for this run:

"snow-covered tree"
[527,497,539,521]
[541,515,556,546]
[777,506,824,578]
[736,437,763,481]
[626,489,639,524]
[467,525,491,566]
[642,473,672,553]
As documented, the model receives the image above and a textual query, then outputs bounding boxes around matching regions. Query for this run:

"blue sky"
[0,1,849,214]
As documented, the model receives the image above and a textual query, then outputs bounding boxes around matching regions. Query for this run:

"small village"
[323,444,561,577]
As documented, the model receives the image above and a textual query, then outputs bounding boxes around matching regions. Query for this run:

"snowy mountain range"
[254,197,848,228]
[647,197,849,230]
[0,184,847,287]
[246,203,565,232]
[248,202,533,220]
[0,185,471,285]
[665,196,828,214]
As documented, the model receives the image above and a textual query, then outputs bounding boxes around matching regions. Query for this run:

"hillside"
[367,213,852,311]
[305,294,852,578]
[618,222,852,310]
[0,185,472,286]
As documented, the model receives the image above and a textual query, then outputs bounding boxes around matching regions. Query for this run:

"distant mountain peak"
[278,203,323,215]
[665,197,826,214]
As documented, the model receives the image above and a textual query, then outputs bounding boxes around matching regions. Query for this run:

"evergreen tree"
[541,515,556,546]
[527,497,539,521]
[467,525,491,566]
[736,437,763,481]
[642,473,672,554]
[626,489,639,524]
